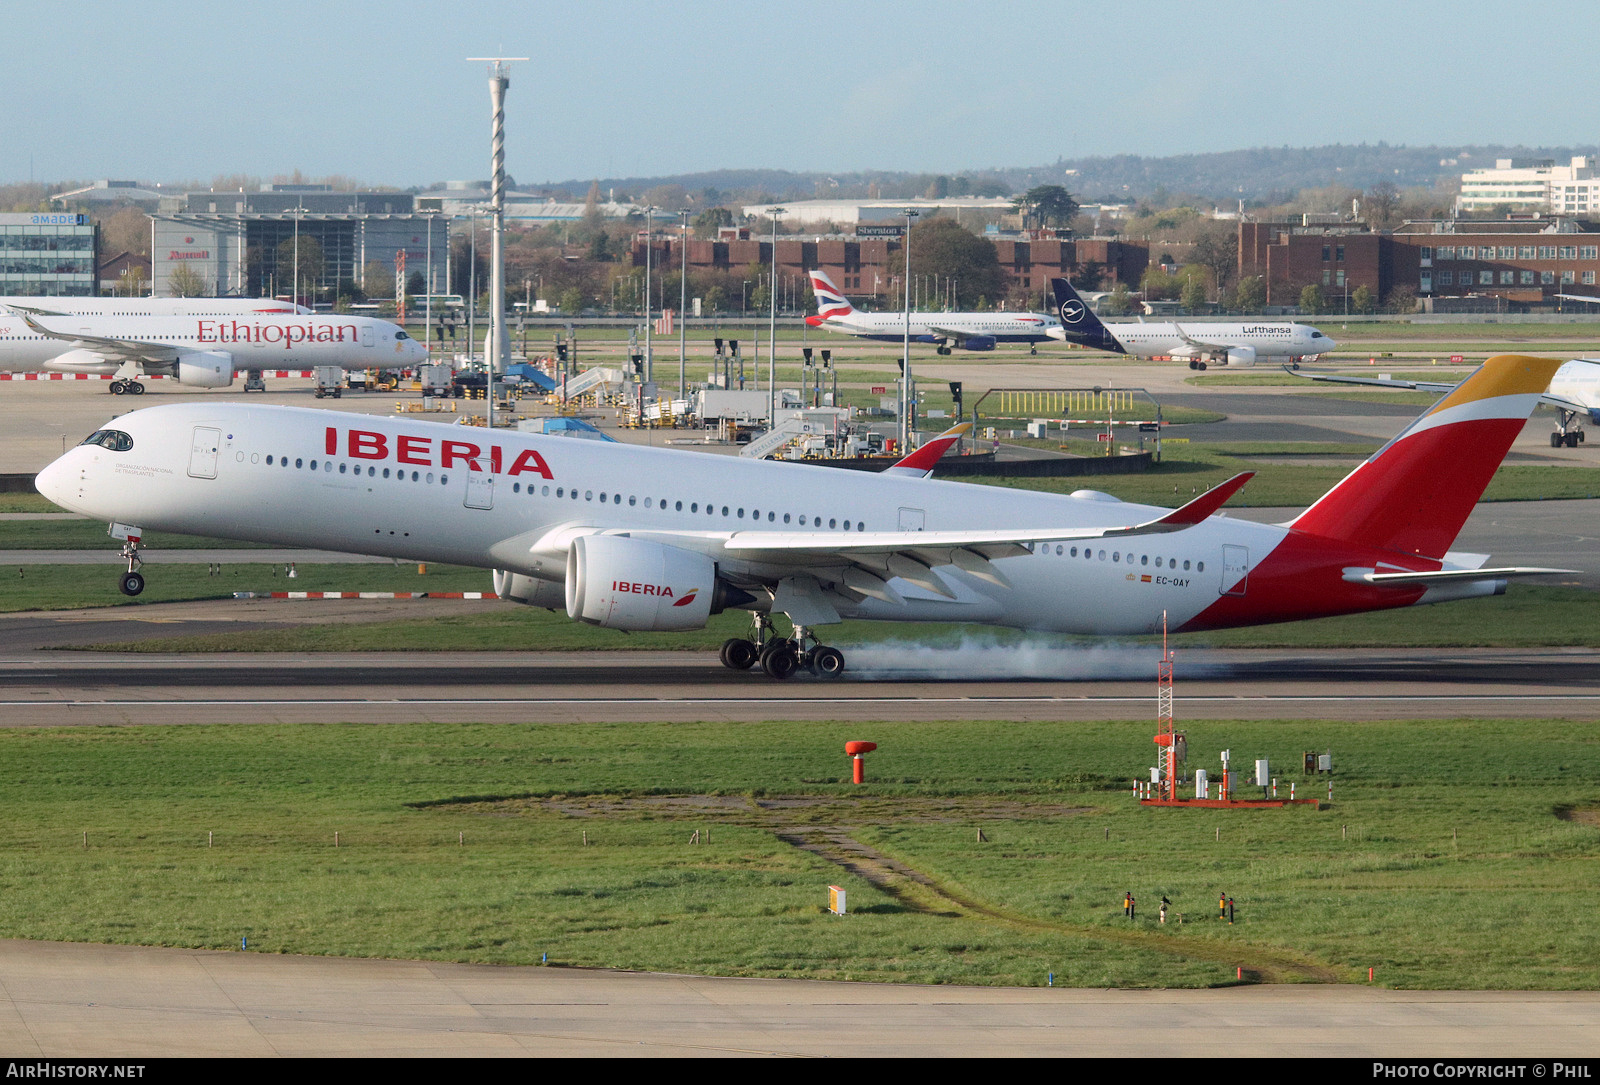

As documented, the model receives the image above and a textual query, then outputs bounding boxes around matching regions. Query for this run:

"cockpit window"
[78,429,133,452]
[395,330,410,340]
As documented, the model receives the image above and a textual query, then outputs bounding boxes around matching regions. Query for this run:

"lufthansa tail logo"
[1060,301,1086,324]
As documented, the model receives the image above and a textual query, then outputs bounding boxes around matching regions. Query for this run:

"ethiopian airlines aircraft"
[1049,278,1337,369]
[0,310,425,393]
[36,354,1568,679]
[806,270,1060,354]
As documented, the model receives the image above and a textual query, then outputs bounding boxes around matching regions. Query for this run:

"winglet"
[883,422,972,478]
[1112,471,1253,534]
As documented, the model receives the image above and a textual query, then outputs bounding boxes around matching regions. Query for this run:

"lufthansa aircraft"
[35,354,1567,679]
[1049,278,1337,369]
[0,310,426,394]
[807,271,1061,354]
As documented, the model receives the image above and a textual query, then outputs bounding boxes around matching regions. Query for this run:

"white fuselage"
[1056,320,1334,362]
[817,309,1061,345]
[34,402,1489,639]
[0,313,426,377]
[1550,359,1600,416]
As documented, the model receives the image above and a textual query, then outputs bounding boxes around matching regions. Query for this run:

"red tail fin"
[1290,354,1564,558]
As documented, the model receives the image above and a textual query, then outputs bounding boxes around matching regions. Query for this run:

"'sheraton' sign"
[855,224,906,238]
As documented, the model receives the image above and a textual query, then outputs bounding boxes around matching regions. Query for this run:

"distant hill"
[537,144,1600,206]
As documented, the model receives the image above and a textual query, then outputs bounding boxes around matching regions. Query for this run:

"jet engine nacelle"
[175,351,236,387]
[564,534,716,631]
[959,336,997,352]
[1222,345,1258,367]
[492,569,566,609]
[41,348,113,374]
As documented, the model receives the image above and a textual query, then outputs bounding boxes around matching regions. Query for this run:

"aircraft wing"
[1170,325,1236,353]
[1,302,72,317]
[1284,365,1457,393]
[924,324,979,343]
[21,314,183,364]
[1282,364,1585,409]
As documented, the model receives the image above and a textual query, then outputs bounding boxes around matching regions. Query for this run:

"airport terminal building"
[0,212,97,296]
[1239,215,1600,311]
[151,185,449,303]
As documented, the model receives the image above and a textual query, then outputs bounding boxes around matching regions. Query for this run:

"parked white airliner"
[807,271,1060,354]
[35,354,1568,679]
[1293,357,1600,448]
[1049,278,1336,369]
[0,310,426,394]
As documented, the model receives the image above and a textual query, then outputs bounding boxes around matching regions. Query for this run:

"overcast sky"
[7,0,1599,189]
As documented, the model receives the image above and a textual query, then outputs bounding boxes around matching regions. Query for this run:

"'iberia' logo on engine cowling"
[324,427,553,478]
[615,581,687,600]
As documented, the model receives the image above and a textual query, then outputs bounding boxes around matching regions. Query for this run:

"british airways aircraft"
[806,271,1061,354]
[34,355,1567,679]
[1049,278,1337,369]
[0,310,426,394]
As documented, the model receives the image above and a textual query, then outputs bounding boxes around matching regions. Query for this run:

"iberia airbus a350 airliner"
[35,355,1568,679]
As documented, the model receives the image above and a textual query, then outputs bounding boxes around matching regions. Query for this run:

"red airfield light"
[845,741,877,784]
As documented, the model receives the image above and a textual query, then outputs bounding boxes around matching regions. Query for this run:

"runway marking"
[5,695,1600,708]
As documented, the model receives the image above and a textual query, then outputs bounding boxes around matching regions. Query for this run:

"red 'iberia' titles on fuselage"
[322,427,554,478]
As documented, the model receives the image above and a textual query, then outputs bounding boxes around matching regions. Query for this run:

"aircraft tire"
[119,571,145,597]
[130,382,145,395]
[1553,433,1564,447]
[109,382,125,395]
[760,640,798,679]
[719,638,757,670]
[809,646,845,680]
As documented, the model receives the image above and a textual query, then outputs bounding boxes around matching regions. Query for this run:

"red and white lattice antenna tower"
[395,249,407,322]
[1157,609,1177,801]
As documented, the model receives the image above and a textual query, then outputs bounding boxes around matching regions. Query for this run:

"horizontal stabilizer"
[1350,566,1575,586]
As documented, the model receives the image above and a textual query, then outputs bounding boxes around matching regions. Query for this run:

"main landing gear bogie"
[109,380,146,395]
[719,616,847,680]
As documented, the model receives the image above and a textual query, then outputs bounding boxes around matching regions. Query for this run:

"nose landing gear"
[117,533,145,596]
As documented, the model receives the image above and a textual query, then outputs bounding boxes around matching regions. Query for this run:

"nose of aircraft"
[34,451,71,507]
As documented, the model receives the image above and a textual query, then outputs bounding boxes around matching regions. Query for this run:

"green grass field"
[0,716,1592,989]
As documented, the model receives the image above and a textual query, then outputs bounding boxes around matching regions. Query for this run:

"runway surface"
[1,940,1594,1057]
[1,642,1596,724]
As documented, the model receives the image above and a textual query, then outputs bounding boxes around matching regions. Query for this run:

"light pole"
[900,208,919,451]
[678,208,689,399]
[290,204,307,308]
[422,209,438,355]
[642,205,656,384]
[767,206,785,428]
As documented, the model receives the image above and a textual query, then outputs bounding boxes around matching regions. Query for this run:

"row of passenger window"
[263,454,448,485]
[508,480,867,531]
[1035,542,1204,573]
